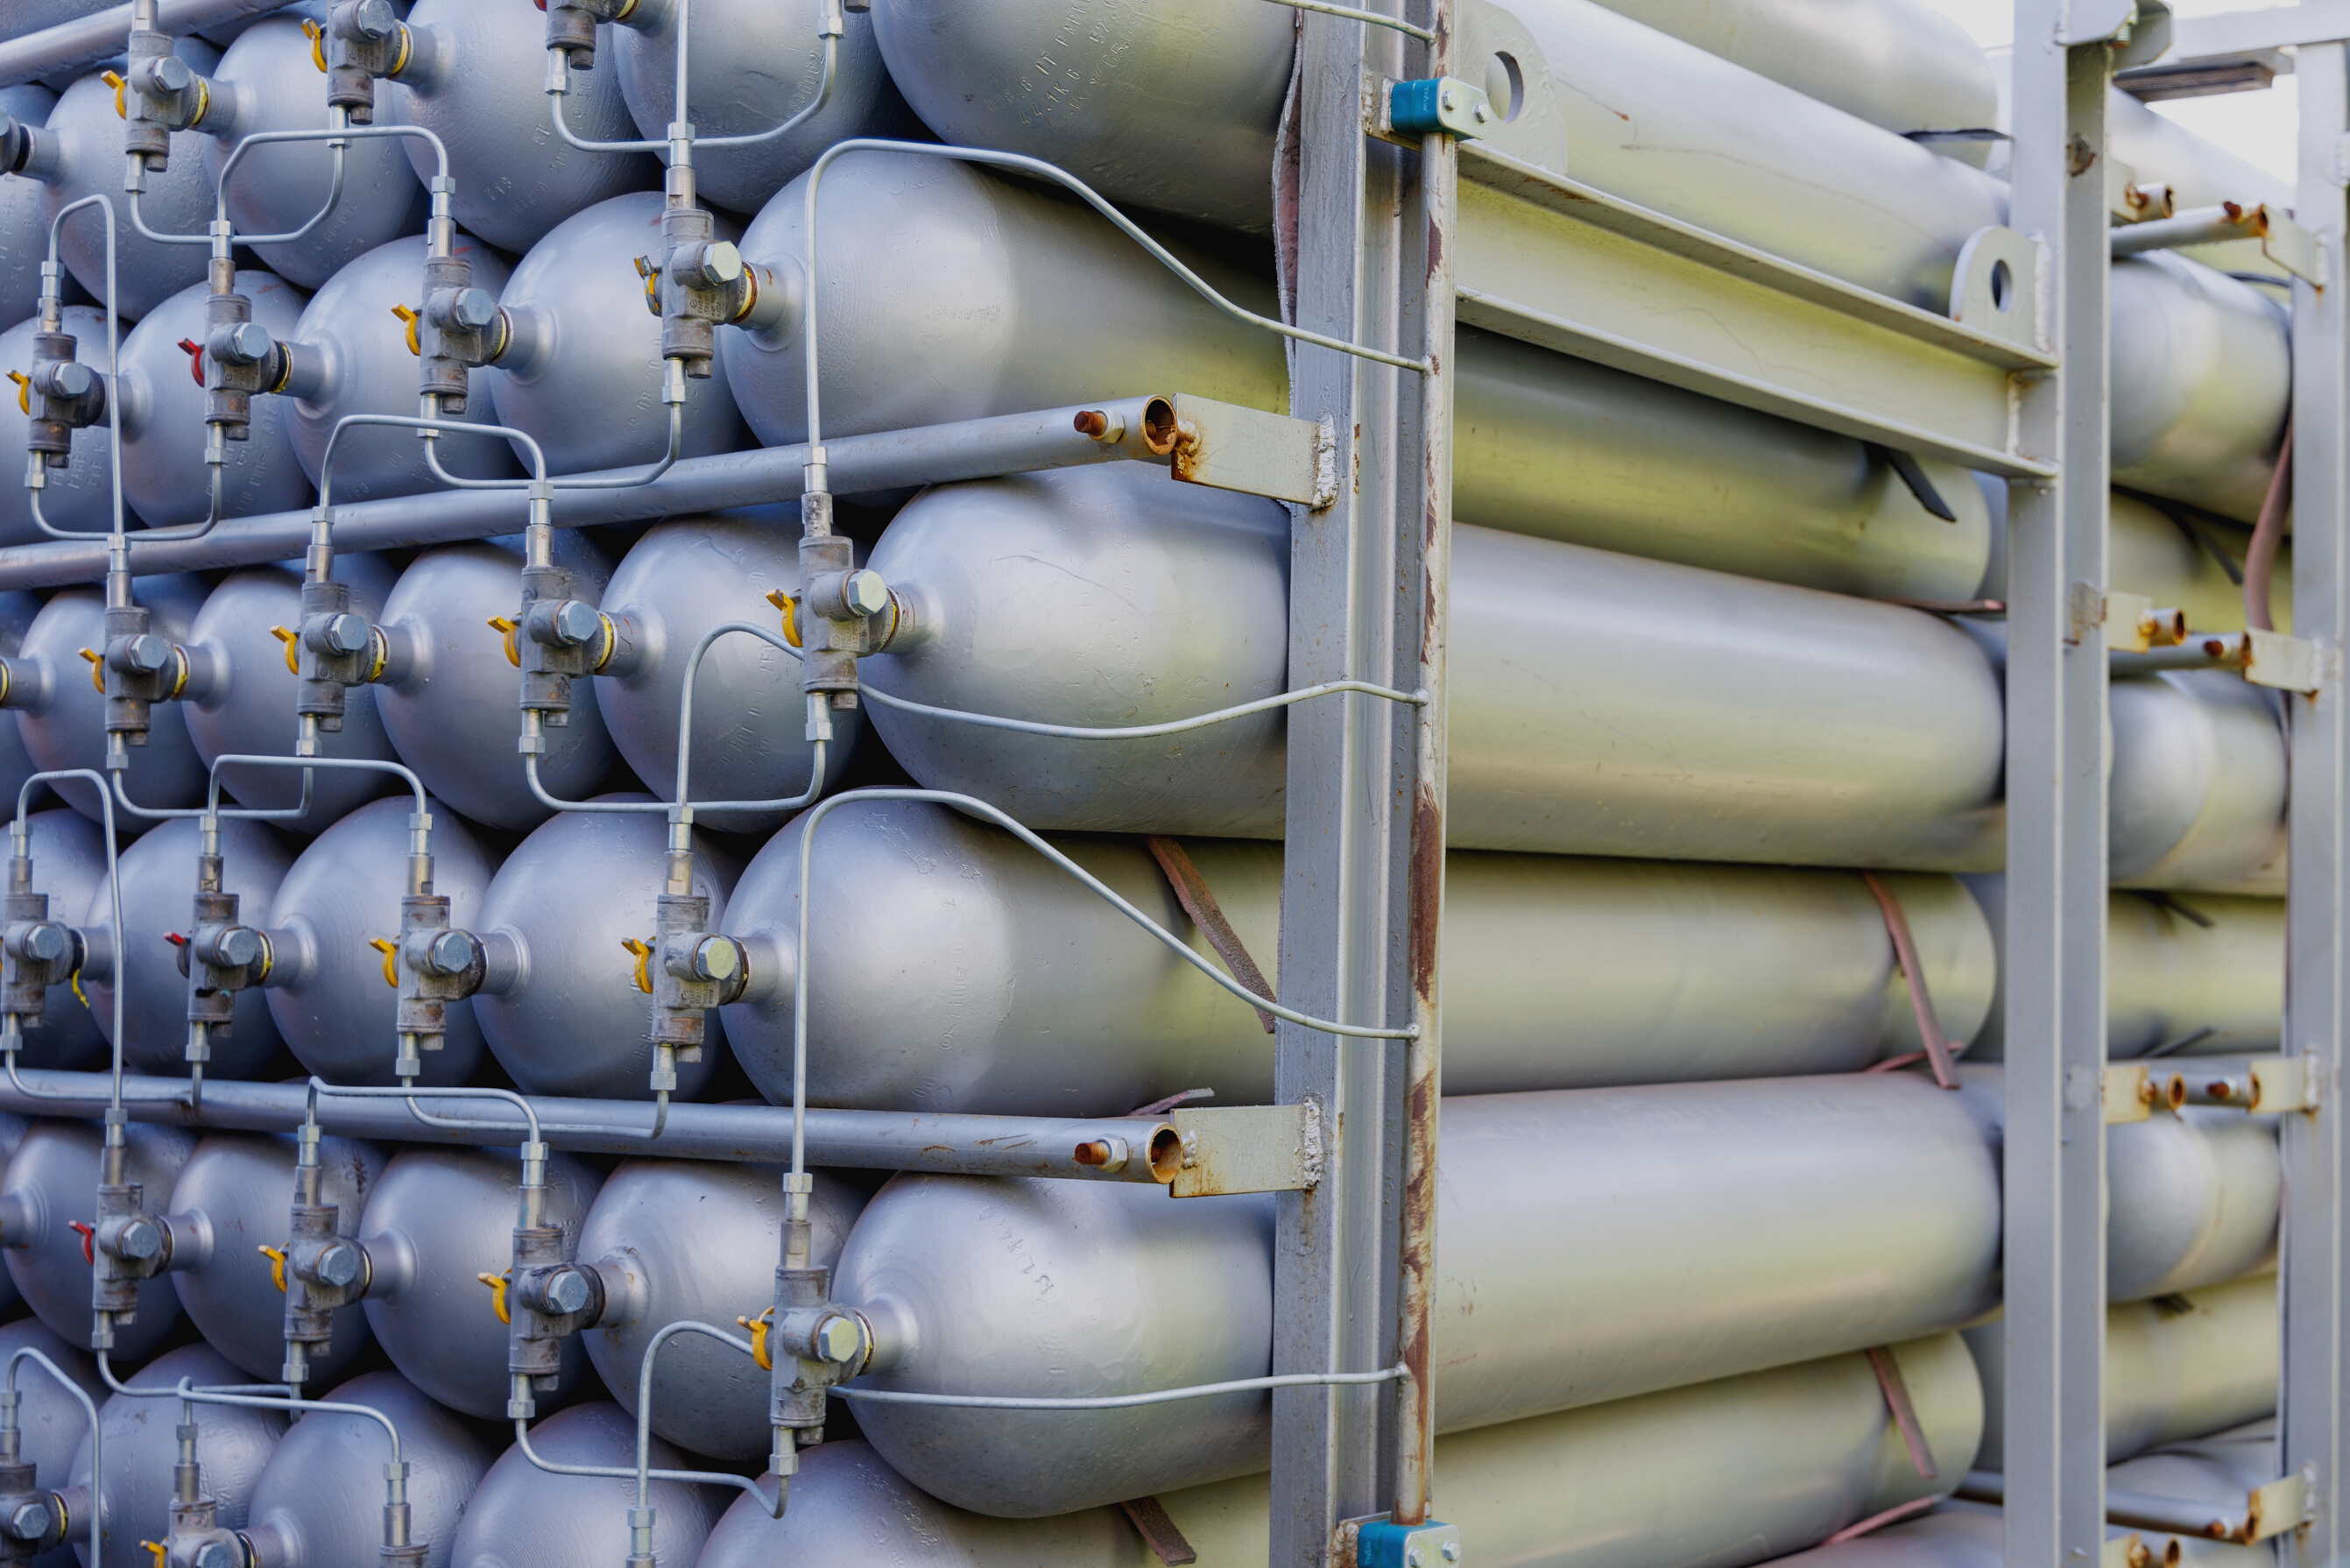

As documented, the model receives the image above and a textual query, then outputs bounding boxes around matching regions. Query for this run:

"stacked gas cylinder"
[0,0,2298,1565]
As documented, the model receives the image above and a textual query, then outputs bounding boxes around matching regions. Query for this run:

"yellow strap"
[69,969,86,1011]
[486,616,520,669]
[368,937,399,989]
[301,17,327,71]
[270,624,299,675]
[737,1308,774,1372]
[5,371,27,416]
[390,303,420,358]
[77,647,102,694]
[632,254,661,318]
[103,72,127,120]
[257,1244,286,1293]
[764,589,801,650]
[621,938,653,995]
[476,1270,511,1325]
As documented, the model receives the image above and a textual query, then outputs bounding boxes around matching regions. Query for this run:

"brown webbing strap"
[1865,1346,1940,1481]
[1147,837,1276,1034]
[1119,1498,1199,1565]
[1859,872,1960,1091]
[1823,1495,1939,1546]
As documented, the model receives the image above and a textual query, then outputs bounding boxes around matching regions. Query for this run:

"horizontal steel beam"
[0,1068,1183,1182]
[2155,3,2350,64]
[0,0,296,86]
[0,399,1168,589]
[1958,1469,2253,1543]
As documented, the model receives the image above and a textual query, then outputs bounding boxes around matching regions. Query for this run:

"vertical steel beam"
[1273,7,1419,1566]
[2003,7,2115,1566]
[2283,37,2350,1568]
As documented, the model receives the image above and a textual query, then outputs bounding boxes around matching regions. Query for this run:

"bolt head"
[1443,1543,1460,1562]
[322,612,369,655]
[842,569,890,618]
[541,1268,591,1316]
[226,321,274,363]
[313,1239,362,1288]
[1407,1549,1423,1565]
[812,1312,861,1365]
[352,0,398,37]
[691,936,739,982]
[449,287,498,330]
[19,924,64,964]
[6,1499,49,1541]
[48,362,95,399]
[695,241,745,286]
[426,929,476,975]
[208,925,260,969]
[114,1217,161,1261]
[126,634,171,673]
[551,599,602,646]
[151,55,193,92]
[192,1539,239,1568]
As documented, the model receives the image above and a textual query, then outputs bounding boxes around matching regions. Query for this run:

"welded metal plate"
[1168,1103,1324,1197]
[1454,145,2055,477]
[1152,394,1337,509]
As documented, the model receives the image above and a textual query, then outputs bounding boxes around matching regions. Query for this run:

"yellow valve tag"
[390,303,420,357]
[103,72,127,120]
[632,254,661,318]
[69,969,86,1011]
[621,938,653,995]
[486,616,520,668]
[476,1270,511,1325]
[764,590,801,649]
[77,647,102,694]
[258,1244,287,1293]
[301,17,328,71]
[271,624,299,675]
[6,371,27,415]
[737,1308,774,1371]
[368,936,399,989]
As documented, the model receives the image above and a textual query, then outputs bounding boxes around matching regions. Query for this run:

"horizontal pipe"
[0,1068,1177,1182]
[1956,1468,2248,1541]
[0,399,1165,590]
[2110,204,2263,258]
[0,0,296,85]
[2110,631,2249,674]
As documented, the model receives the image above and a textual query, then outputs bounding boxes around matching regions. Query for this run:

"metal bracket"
[2163,1053,2323,1113]
[1168,1103,1323,1197]
[2105,591,2188,652]
[2103,1063,2157,1124]
[2065,0,2173,62]
[2101,1535,2145,1568]
[1357,1519,1460,1568]
[1951,226,2042,352]
[2243,627,2328,692]
[1142,394,1340,510]
[2245,1467,2317,1542]
[1387,77,1492,140]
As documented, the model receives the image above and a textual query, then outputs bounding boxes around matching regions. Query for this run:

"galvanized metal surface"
[34,53,222,320]
[448,1402,721,1568]
[0,308,127,544]
[2110,254,2290,524]
[1,1119,195,1361]
[2,811,109,1072]
[0,0,292,87]
[116,272,311,532]
[241,1370,493,1568]
[67,1342,285,1568]
[13,578,213,823]
[0,87,53,328]
[0,1316,102,1498]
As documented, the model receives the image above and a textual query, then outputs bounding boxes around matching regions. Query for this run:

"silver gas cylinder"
[2109,673,2286,893]
[593,517,857,833]
[285,233,517,503]
[835,1074,1999,1516]
[1757,1510,2001,1568]
[2106,1109,2277,1303]
[2111,253,2290,525]
[356,1142,603,1421]
[0,87,57,327]
[0,1117,25,1318]
[705,1333,1980,1568]
[12,577,211,825]
[1589,0,1998,161]
[0,595,45,818]
[860,467,2008,867]
[67,1342,286,1568]
[472,800,737,1100]
[449,1402,721,1568]
[371,533,622,832]
[200,17,425,287]
[116,271,311,531]
[166,1131,384,1384]
[0,1317,104,1505]
[265,793,501,1088]
[483,192,745,476]
[386,0,657,255]
[575,1160,864,1462]
[241,1369,494,1568]
[34,48,225,321]
[80,816,293,1079]
[1,307,130,545]
[4,810,109,1072]
[1969,1272,2276,1468]
[611,0,917,214]
[0,1119,197,1363]
[870,0,2008,309]
[180,557,402,831]
[2106,490,2283,634]
[720,798,1994,1113]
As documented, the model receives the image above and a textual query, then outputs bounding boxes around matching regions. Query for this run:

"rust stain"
[1408,784,1441,1000]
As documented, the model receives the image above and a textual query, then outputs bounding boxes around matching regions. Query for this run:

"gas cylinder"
[0,1317,103,1508]
[2105,491,2283,634]
[719,799,1994,1113]
[283,234,517,503]
[385,0,657,254]
[0,86,57,327]
[575,1160,865,1462]
[67,1342,286,1568]
[594,517,858,833]
[265,793,501,1089]
[2,810,108,1072]
[80,816,293,1079]
[356,1142,603,1421]
[164,1131,383,1384]
[0,1119,196,1363]
[240,1369,494,1568]
[472,800,737,1101]
[0,594,46,817]
[1,307,131,545]
[833,1075,1999,1515]
[179,558,403,831]
[483,192,745,476]
[11,577,211,826]
[116,271,311,531]
[448,1402,721,1568]
[200,17,425,287]
[0,1116,25,1318]
[610,0,917,214]
[2111,254,2290,525]
[371,534,624,832]
[2109,673,2285,892]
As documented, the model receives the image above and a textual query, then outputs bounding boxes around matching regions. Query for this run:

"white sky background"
[1912,0,2302,186]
